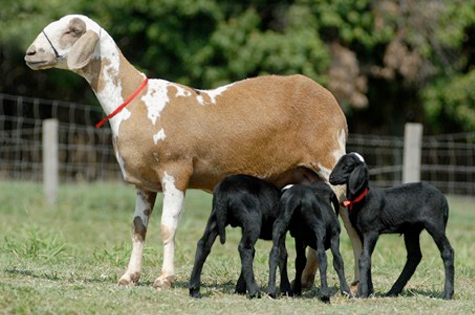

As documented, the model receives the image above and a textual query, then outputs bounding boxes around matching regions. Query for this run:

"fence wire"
[1,93,474,195]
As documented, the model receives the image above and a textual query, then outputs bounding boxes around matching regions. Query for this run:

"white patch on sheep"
[171,84,192,98]
[195,83,235,105]
[115,151,128,180]
[332,128,347,163]
[142,80,170,125]
[153,128,166,144]
[160,172,185,275]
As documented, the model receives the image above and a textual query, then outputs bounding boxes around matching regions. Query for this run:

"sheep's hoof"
[117,272,139,287]
[299,274,315,290]
[350,280,359,296]
[153,274,175,290]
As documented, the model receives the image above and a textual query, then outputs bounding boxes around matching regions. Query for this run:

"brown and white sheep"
[24,14,362,290]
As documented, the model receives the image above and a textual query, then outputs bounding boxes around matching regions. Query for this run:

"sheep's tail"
[212,194,228,245]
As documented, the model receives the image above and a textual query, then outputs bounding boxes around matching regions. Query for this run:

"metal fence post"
[403,123,423,183]
[43,119,59,205]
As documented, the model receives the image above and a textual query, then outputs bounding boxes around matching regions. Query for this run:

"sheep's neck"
[80,43,146,119]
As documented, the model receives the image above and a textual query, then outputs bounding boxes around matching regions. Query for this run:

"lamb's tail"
[212,194,228,245]
[330,192,340,217]
[281,190,303,222]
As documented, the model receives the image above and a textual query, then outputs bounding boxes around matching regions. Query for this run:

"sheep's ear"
[67,30,99,70]
[348,164,368,199]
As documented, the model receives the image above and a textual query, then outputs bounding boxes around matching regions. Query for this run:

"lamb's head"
[329,152,368,200]
[25,15,101,71]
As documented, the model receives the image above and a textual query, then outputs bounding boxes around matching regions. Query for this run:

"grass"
[1,182,474,314]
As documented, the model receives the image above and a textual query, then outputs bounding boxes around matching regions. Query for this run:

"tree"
[1,0,474,134]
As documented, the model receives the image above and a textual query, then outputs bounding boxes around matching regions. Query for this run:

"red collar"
[342,188,369,210]
[95,77,149,128]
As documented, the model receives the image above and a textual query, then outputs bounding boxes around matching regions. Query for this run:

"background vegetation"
[1,182,474,314]
[1,0,475,135]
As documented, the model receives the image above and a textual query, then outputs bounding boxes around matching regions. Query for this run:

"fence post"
[403,123,423,183]
[43,119,59,205]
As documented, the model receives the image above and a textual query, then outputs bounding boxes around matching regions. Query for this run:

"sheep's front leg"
[153,173,186,290]
[330,182,362,289]
[118,188,157,286]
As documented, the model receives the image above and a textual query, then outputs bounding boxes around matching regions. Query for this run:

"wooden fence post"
[403,123,423,183]
[43,119,59,205]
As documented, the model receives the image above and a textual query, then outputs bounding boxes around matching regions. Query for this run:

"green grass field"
[1,182,474,314]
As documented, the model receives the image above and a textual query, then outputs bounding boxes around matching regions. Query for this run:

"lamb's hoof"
[319,288,332,303]
[153,274,175,290]
[266,287,278,299]
[385,291,399,298]
[248,290,262,299]
[441,292,454,300]
[189,288,202,299]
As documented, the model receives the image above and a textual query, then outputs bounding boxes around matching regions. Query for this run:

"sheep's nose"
[26,45,37,56]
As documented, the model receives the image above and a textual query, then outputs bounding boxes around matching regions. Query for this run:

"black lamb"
[329,152,454,299]
[189,174,290,299]
[267,181,351,302]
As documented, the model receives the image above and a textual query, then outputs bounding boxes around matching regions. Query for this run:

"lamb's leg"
[267,217,290,298]
[386,231,422,297]
[357,232,378,298]
[118,188,157,286]
[425,225,455,299]
[153,173,187,290]
[292,238,307,296]
[237,226,261,299]
[189,217,219,298]
[330,233,351,297]
[278,242,291,297]
[316,238,331,303]
[339,204,362,289]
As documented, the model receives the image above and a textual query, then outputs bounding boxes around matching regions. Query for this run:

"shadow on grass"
[5,267,115,284]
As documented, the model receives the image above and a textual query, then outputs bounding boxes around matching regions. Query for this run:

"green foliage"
[2,0,475,133]
[423,70,475,132]
[3,225,67,262]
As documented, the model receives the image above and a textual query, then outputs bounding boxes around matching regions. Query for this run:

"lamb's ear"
[67,30,99,70]
[348,164,368,199]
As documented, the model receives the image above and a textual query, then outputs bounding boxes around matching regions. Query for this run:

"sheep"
[329,152,455,299]
[267,181,351,302]
[24,14,362,290]
[189,174,290,299]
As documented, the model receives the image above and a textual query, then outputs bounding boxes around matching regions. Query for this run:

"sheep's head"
[329,152,368,200]
[25,15,100,71]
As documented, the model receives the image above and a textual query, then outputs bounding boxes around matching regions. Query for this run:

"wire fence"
[1,93,474,195]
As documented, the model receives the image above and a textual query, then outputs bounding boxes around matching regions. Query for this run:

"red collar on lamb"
[95,77,149,128]
[342,188,369,210]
